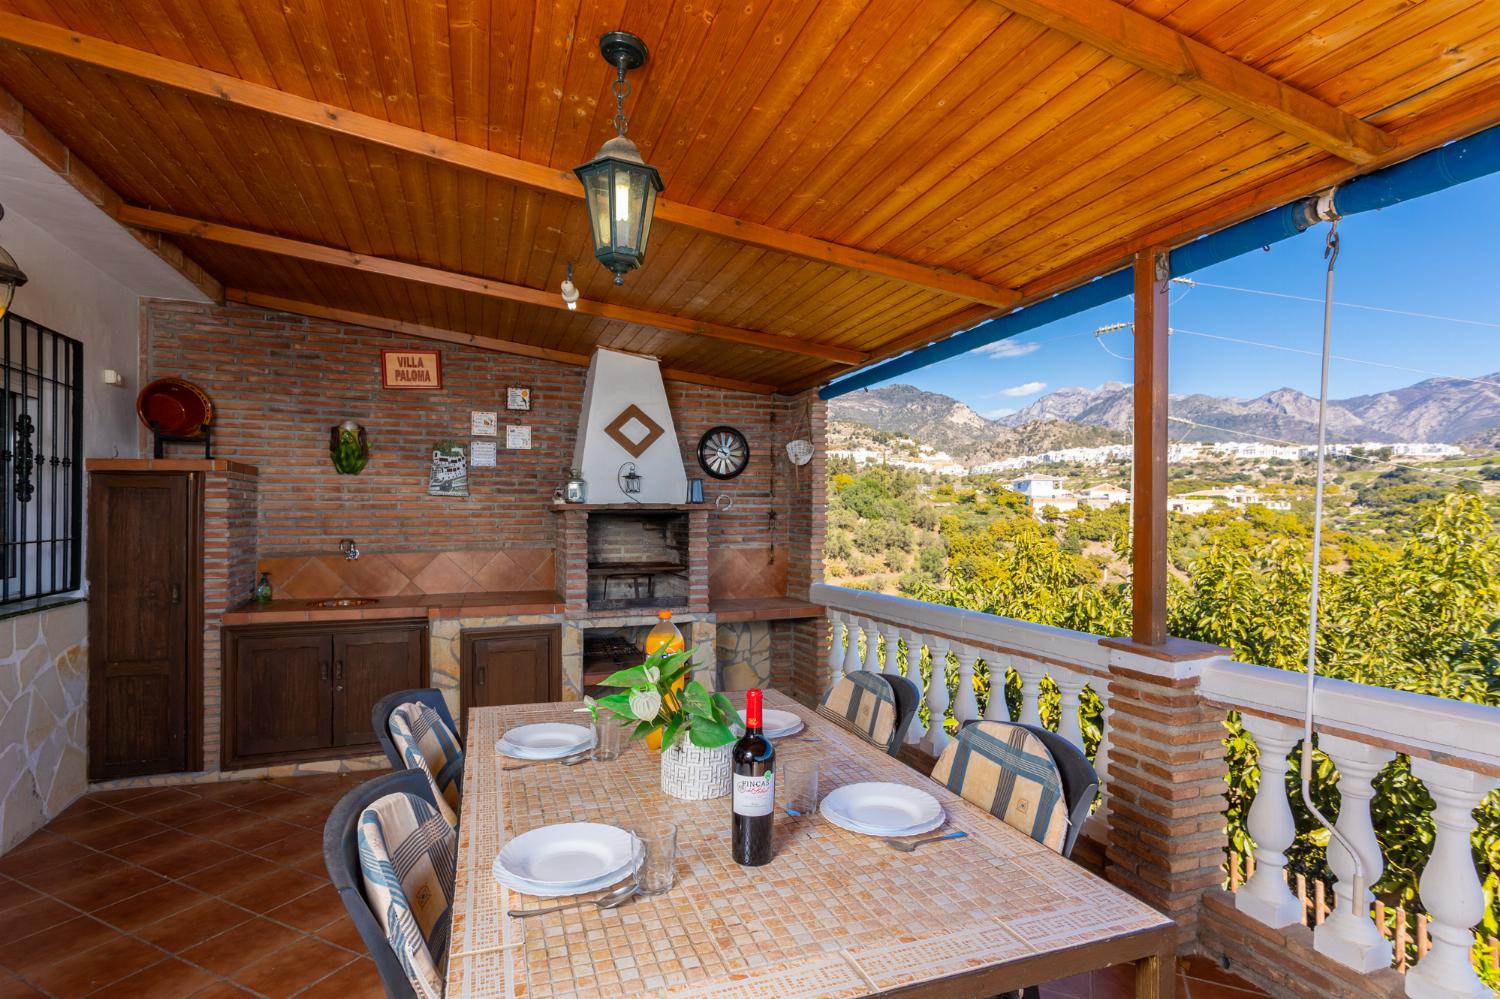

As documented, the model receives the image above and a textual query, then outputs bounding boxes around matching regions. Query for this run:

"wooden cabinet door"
[88,472,198,779]
[231,632,333,759]
[332,626,425,747]
[463,627,559,722]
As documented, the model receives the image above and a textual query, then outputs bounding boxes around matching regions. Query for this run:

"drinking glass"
[592,716,626,761]
[780,756,819,815]
[631,820,677,896]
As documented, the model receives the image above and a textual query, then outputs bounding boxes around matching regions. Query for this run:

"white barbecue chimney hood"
[572,349,688,504]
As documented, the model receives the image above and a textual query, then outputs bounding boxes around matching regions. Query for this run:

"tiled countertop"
[221,590,565,625]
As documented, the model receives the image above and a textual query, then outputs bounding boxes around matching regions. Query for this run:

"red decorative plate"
[136,378,214,436]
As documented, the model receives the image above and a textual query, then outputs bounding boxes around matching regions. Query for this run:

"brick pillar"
[554,508,588,613]
[687,509,709,613]
[1098,637,1231,944]
[775,390,827,705]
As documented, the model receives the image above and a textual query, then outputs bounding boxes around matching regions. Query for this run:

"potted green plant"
[580,644,742,800]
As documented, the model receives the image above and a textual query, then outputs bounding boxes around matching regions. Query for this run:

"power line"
[1171,277,1500,331]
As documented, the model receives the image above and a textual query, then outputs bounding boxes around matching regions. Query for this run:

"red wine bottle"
[732,688,775,866]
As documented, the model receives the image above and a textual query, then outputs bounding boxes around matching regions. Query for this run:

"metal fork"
[501,750,592,772]
[882,830,968,852]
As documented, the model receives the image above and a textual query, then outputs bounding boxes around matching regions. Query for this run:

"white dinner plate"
[820,782,942,835]
[732,709,804,739]
[496,822,637,886]
[822,807,946,839]
[495,722,595,760]
[494,851,641,898]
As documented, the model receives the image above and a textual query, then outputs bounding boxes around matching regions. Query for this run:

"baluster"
[1012,657,1045,727]
[1053,669,1087,749]
[901,630,926,747]
[861,619,882,674]
[951,644,981,727]
[1403,759,1499,999]
[827,612,846,680]
[1315,736,1395,972]
[920,635,952,757]
[1092,697,1114,821]
[1235,715,1304,927]
[880,624,903,677]
[982,652,1013,721]
[842,616,864,677]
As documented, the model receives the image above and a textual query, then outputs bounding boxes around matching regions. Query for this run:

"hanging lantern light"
[0,203,29,320]
[574,32,663,286]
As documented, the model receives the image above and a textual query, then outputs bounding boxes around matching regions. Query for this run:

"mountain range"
[828,373,1500,460]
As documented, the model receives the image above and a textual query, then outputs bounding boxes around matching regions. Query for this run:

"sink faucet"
[339,538,360,561]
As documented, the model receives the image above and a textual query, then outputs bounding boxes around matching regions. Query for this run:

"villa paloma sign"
[381,349,443,390]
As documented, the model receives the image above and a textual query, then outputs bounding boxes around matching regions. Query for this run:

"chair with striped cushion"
[374,689,464,828]
[817,671,917,756]
[931,719,1085,856]
[324,769,456,999]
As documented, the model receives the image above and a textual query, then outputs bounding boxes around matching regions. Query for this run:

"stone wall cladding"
[717,621,773,691]
[0,601,88,851]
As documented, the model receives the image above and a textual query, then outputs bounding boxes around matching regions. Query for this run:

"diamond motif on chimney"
[603,404,665,458]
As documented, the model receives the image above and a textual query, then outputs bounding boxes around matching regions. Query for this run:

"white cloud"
[996,381,1047,398]
[974,340,1040,359]
[983,408,1017,419]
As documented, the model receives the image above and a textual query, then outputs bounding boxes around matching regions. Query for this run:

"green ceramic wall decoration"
[330,420,370,474]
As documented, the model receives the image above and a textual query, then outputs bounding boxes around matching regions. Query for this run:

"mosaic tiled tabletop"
[447,690,1172,999]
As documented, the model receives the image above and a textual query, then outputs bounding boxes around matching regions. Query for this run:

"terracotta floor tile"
[51,863,167,911]
[1038,970,1092,998]
[1187,980,1273,998]
[0,915,121,975]
[290,957,385,999]
[265,884,346,932]
[135,898,254,952]
[22,932,162,996]
[179,853,281,891]
[0,836,98,879]
[189,779,292,808]
[0,973,45,998]
[184,981,256,997]
[0,882,42,915]
[228,934,355,998]
[89,956,219,999]
[136,835,248,880]
[221,866,325,914]
[63,813,172,850]
[143,796,242,828]
[312,913,367,953]
[253,829,326,869]
[11,850,131,894]
[94,880,213,932]
[211,816,305,852]
[1181,955,1269,994]
[181,916,305,976]
[111,786,204,816]
[0,896,77,940]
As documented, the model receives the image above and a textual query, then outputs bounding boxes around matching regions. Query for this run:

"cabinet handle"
[335,659,344,692]
[169,583,181,605]
[477,664,487,688]
[321,661,329,682]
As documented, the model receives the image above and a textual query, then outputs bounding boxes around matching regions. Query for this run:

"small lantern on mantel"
[564,468,587,504]
[619,461,643,496]
[329,420,370,475]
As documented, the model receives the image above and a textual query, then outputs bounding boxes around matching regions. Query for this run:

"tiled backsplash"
[258,548,555,599]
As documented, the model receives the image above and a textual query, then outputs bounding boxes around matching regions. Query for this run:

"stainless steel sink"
[311,597,378,608]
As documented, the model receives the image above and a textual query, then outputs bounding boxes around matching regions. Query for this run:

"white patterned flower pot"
[660,740,732,800]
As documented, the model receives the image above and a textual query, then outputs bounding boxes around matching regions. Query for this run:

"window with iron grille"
[0,313,82,605]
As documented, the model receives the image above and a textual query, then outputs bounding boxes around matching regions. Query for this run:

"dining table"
[446,689,1177,999]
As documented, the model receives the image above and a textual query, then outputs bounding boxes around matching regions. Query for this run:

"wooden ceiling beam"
[982,0,1395,164]
[222,290,779,395]
[0,14,1018,309]
[118,205,866,365]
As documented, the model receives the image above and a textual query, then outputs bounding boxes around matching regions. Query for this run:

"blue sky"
[894,171,1500,419]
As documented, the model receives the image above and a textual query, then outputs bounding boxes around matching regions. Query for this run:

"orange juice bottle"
[645,611,686,749]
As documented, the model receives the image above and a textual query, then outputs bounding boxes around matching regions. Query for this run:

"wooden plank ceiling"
[1,0,1499,393]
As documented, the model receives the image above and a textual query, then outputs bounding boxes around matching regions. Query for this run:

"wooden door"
[231,632,333,759]
[87,472,199,779]
[463,627,559,725]
[332,625,426,746]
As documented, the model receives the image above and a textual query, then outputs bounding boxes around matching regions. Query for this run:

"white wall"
[1,209,143,460]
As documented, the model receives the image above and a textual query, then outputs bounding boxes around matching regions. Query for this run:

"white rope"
[1171,277,1500,331]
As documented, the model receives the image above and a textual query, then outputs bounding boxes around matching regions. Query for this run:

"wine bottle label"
[732,771,774,817]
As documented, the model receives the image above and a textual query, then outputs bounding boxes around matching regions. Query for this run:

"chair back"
[323,770,435,999]
[1015,723,1099,859]
[372,688,460,771]
[817,671,904,755]
[932,720,1081,855]
[885,673,922,755]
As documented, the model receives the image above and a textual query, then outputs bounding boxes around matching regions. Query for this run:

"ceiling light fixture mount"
[560,262,580,311]
[574,31,663,287]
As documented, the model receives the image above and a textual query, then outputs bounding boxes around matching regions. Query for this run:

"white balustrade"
[1403,760,1500,999]
[1235,714,1304,927]
[952,645,981,727]
[1315,736,1395,973]
[827,612,846,680]
[842,616,863,677]
[982,651,1013,721]
[861,618,882,673]
[921,635,952,757]
[1053,669,1087,750]
[901,629,926,747]
[1093,699,1115,822]
[1013,657,1045,728]
[881,624,903,677]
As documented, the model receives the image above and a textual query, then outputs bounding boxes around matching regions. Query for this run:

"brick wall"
[199,463,259,771]
[778,391,830,702]
[144,302,810,596]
